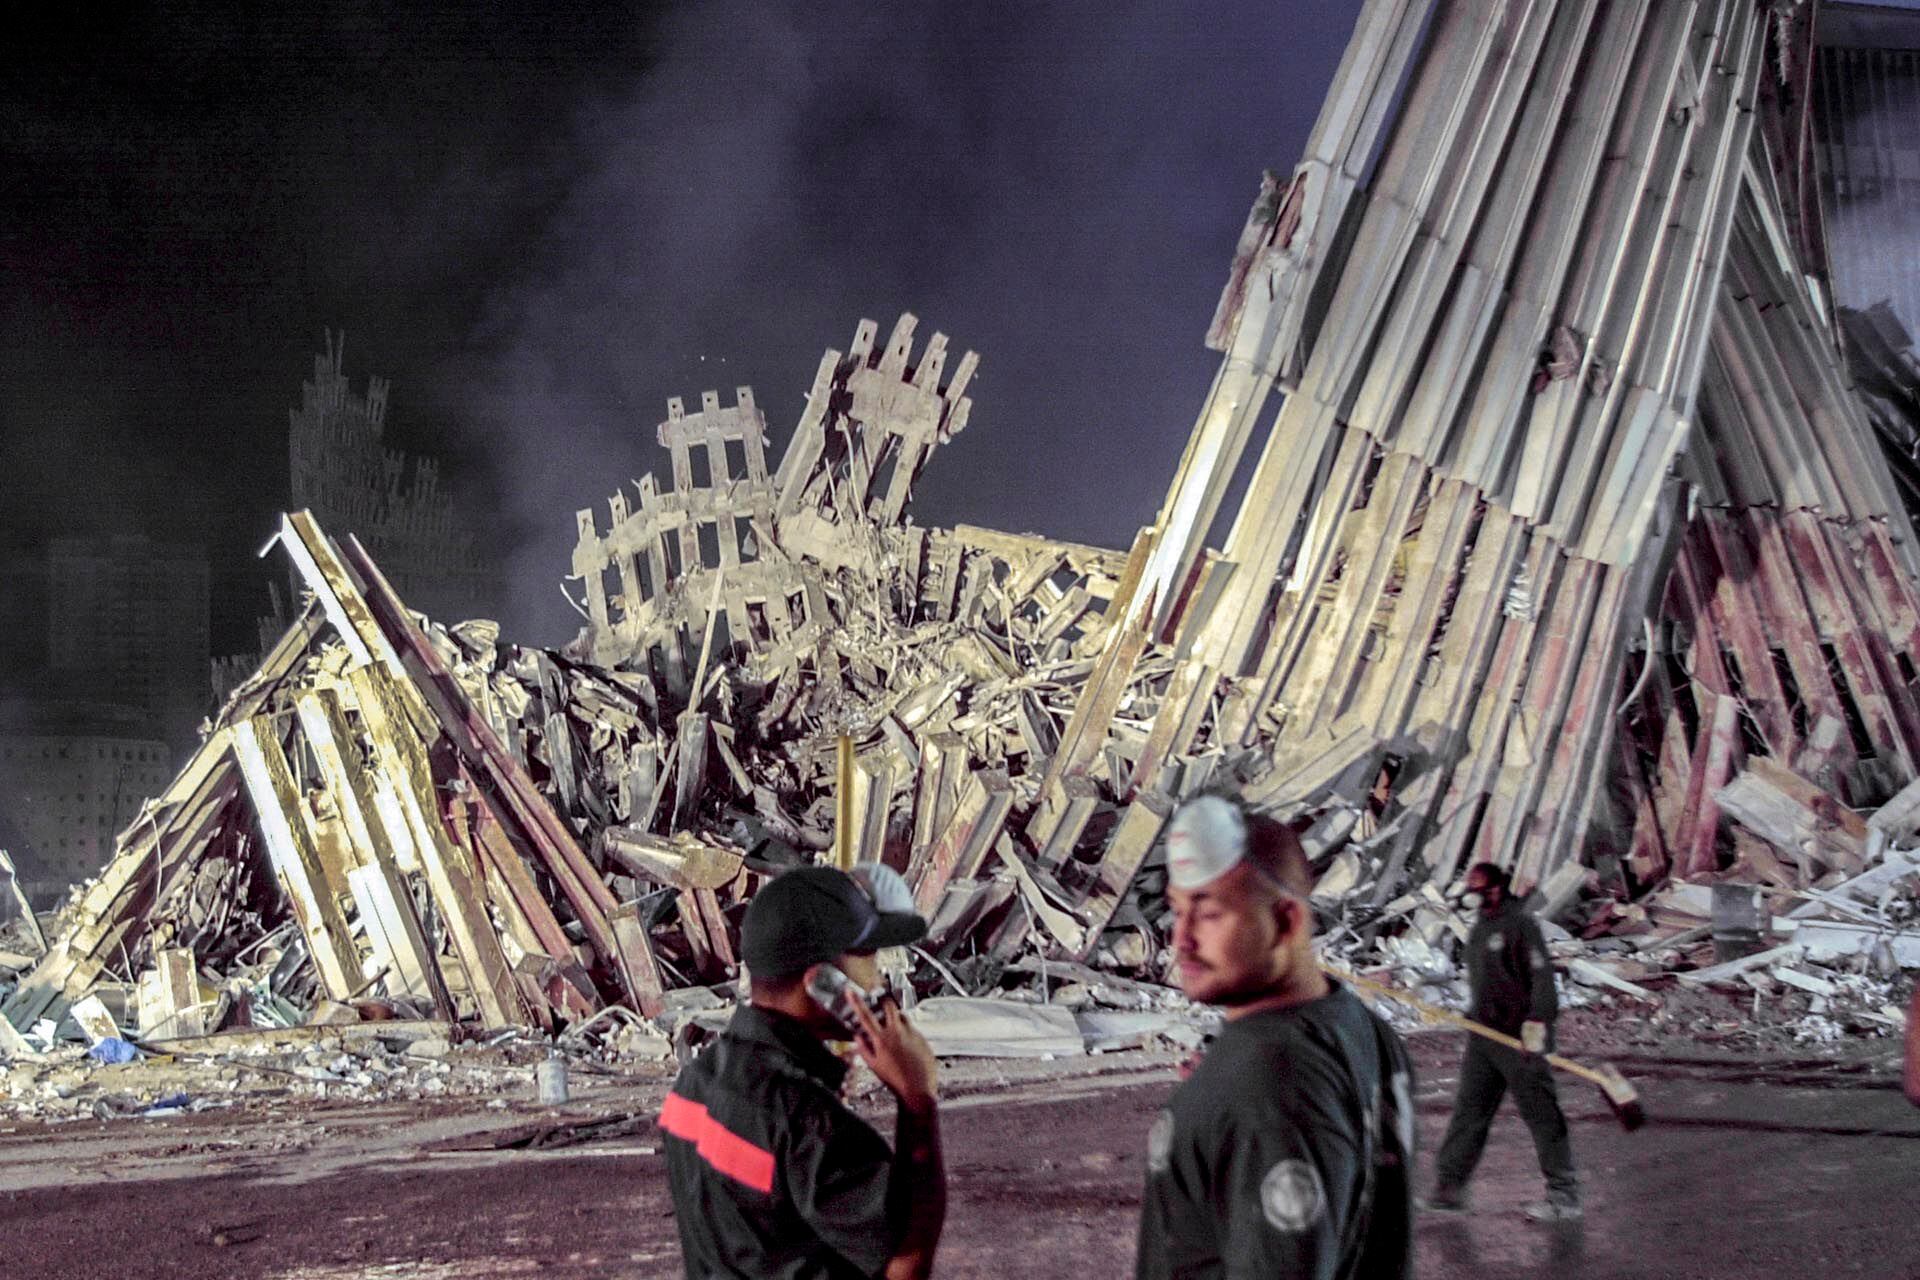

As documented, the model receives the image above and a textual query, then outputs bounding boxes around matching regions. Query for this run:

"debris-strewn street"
[8,0,1920,1275]
[0,1029,1912,1279]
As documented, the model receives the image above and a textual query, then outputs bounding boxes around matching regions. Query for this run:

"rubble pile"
[0,315,1251,1056]
[0,971,1224,1125]
[0,1018,674,1126]
[1347,761,1920,1051]
[6,0,1920,1076]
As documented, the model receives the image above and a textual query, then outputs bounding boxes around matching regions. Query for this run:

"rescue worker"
[662,865,947,1279]
[1424,861,1579,1221]
[1135,795,1415,1280]
[849,862,916,940]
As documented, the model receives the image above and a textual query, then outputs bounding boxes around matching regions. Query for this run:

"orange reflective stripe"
[661,1091,776,1194]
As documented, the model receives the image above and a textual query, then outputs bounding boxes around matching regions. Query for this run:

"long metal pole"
[834,734,855,870]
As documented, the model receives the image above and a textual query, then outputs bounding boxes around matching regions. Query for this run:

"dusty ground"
[0,1026,1914,1279]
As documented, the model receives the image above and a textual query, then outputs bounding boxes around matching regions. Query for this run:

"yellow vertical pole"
[834,733,855,869]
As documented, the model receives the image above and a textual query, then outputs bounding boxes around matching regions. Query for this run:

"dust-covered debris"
[10,0,1920,1076]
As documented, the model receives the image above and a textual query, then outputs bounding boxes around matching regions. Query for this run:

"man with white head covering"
[849,863,919,935]
[850,862,920,1004]
[1134,794,1415,1280]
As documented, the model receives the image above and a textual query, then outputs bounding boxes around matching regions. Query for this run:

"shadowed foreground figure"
[1135,795,1414,1280]
[1424,861,1579,1222]
[662,865,946,1279]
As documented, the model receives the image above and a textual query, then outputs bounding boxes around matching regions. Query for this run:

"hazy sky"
[2,3,1360,650]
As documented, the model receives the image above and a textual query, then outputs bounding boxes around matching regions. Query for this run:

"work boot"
[1523,1193,1582,1222]
[1418,1185,1470,1214]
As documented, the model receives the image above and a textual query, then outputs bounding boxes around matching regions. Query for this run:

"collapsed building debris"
[6,0,1920,1069]
[0,314,1188,1049]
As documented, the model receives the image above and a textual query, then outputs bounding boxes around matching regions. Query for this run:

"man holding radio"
[662,864,947,1279]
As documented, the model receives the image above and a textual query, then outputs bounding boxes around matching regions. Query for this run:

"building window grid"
[1816,42,1920,338]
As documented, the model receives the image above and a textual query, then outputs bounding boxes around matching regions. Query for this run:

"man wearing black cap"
[662,864,946,1280]
[1135,794,1414,1280]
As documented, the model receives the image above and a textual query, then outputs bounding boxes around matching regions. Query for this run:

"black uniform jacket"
[1135,981,1415,1280]
[1463,897,1559,1038]
[663,1005,894,1280]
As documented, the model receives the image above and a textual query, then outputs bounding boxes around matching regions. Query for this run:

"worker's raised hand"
[1522,1020,1547,1054]
[849,993,939,1114]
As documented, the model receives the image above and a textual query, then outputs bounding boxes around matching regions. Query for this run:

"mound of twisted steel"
[4,513,669,1037]
[1040,0,1920,930]
[570,315,1024,682]
[0,316,1163,1039]
[15,1,1920,1049]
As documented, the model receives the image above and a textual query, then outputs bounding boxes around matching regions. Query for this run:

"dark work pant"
[1434,1037,1577,1197]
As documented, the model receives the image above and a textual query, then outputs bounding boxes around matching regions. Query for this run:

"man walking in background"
[1424,860,1579,1222]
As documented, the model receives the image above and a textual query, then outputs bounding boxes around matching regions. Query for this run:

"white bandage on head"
[1166,794,1250,890]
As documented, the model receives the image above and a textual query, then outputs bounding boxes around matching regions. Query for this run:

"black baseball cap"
[740,865,928,979]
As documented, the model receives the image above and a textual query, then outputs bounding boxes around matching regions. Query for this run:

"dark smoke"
[439,2,1355,645]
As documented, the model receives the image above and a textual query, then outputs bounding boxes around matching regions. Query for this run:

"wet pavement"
[0,1033,1913,1277]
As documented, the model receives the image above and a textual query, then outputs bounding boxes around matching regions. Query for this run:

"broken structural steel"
[13,0,1920,1046]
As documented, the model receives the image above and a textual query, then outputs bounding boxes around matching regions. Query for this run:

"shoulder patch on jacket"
[1260,1158,1326,1233]
[1147,1108,1175,1174]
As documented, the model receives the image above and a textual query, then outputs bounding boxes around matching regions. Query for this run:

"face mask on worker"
[1460,891,1485,911]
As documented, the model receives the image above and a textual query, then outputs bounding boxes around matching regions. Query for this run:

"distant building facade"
[0,703,171,909]
[0,534,208,906]
[1815,4,1920,334]
[45,534,210,756]
[0,551,47,682]
[288,332,488,622]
